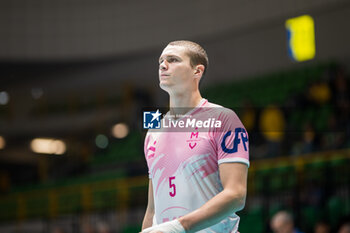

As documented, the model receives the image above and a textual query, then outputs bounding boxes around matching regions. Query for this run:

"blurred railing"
[0,175,149,222]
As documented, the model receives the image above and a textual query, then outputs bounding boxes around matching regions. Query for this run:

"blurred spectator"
[301,123,316,153]
[338,222,350,233]
[241,99,257,132]
[331,67,350,146]
[0,171,10,193]
[314,221,331,233]
[320,114,345,150]
[308,80,331,105]
[96,221,111,233]
[270,211,303,233]
[290,122,316,155]
[331,66,349,110]
[259,105,286,157]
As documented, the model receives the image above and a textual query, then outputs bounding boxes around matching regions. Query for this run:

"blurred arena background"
[1,0,350,232]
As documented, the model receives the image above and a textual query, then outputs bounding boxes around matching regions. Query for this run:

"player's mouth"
[160,74,170,79]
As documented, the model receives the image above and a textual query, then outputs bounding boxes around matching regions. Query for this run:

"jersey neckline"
[165,98,208,121]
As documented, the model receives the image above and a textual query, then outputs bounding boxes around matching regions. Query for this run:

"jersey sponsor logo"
[190,131,199,139]
[221,128,248,153]
[189,143,196,149]
[143,109,162,129]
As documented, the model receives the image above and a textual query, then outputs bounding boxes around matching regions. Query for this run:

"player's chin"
[159,81,172,90]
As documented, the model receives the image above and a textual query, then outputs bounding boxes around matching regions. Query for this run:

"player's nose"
[159,60,168,70]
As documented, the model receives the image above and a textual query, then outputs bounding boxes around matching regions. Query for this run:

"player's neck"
[169,90,202,116]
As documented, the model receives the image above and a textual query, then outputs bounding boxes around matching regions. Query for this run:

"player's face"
[158,45,196,92]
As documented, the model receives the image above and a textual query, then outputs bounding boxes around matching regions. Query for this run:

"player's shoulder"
[205,100,239,120]
[144,128,162,141]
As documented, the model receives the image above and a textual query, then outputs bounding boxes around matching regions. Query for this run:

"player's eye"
[168,57,178,62]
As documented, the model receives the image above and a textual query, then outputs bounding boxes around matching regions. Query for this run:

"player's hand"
[141,219,186,233]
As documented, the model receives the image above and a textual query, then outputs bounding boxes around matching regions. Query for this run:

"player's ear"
[194,64,205,77]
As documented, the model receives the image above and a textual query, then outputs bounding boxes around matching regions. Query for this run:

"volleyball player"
[141,40,249,233]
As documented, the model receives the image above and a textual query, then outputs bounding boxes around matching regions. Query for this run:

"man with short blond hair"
[167,40,209,75]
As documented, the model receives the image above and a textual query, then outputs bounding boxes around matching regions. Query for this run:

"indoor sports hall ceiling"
[0,0,348,60]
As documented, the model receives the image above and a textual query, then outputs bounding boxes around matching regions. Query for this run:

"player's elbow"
[234,193,246,212]
[227,188,246,212]
[235,195,246,212]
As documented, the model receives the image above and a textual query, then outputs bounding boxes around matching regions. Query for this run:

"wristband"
[142,219,186,233]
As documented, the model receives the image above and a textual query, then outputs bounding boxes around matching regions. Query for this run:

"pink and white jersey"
[144,99,249,233]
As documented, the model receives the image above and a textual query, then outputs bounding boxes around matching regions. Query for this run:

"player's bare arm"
[177,162,247,232]
[142,179,155,230]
